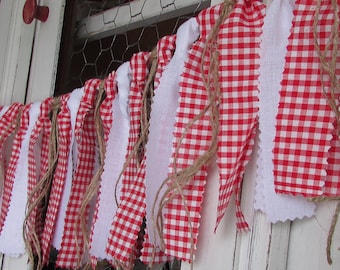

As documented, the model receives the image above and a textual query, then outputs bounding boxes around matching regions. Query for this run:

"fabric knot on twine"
[25,96,61,270]
[77,79,107,268]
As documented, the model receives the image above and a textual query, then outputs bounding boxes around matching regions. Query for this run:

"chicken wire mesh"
[52,0,211,269]
[55,0,211,96]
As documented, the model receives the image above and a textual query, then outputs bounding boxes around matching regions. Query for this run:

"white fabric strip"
[90,63,131,260]
[255,0,315,222]
[52,87,84,249]
[144,17,199,247]
[0,102,40,256]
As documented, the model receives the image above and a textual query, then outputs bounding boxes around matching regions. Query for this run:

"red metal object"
[23,0,49,24]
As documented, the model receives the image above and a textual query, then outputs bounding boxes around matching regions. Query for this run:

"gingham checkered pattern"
[273,0,335,197]
[141,234,172,265]
[140,33,177,266]
[106,52,150,266]
[161,5,222,261]
[56,80,97,269]
[37,103,54,242]
[325,120,340,196]
[88,72,116,267]
[26,98,53,252]
[57,76,115,268]
[154,34,176,88]
[40,94,71,265]
[216,0,265,231]
[314,0,340,198]
[0,103,24,234]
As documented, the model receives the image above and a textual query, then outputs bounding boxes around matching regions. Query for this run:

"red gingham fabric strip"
[141,234,172,266]
[52,87,84,251]
[0,102,42,256]
[216,0,265,232]
[56,79,97,269]
[36,101,54,244]
[0,103,24,234]
[57,76,115,268]
[41,94,71,265]
[26,98,53,252]
[154,34,176,88]
[273,0,335,197]
[106,52,150,265]
[88,67,127,266]
[234,126,257,229]
[0,103,28,249]
[88,72,116,267]
[162,5,222,261]
[0,105,16,182]
[140,33,178,265]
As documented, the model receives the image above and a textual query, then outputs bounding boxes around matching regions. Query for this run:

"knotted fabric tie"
[160,4,222,262]
[40,94,72,266]
[0,103,24,234]
[0,103,39,256]
[141,17,199,265]
[106,52,150,267]
[216,0,265,231]
[57,76,115,269]
[52,87,84,251]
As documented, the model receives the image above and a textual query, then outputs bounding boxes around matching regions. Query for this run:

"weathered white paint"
[0,0,35,105]
[25,0,66,103]
[288,201,340,270]
[181,135,290,270]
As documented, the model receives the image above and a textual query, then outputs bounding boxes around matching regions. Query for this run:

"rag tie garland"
[0,0,338,269]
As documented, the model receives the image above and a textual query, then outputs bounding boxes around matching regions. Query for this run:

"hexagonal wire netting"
[55,0,211,96]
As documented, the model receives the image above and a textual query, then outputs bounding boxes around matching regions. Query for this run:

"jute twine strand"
[113,48,158,209]
[150,1,235,268]
[109,50,158,270]
[327,200,340,265]
[313,0,340,264]
[314,0,340,136]
[139,48,158,165]
[24,97,61,270]
[111,50,158,270]
[75,80,107,269]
